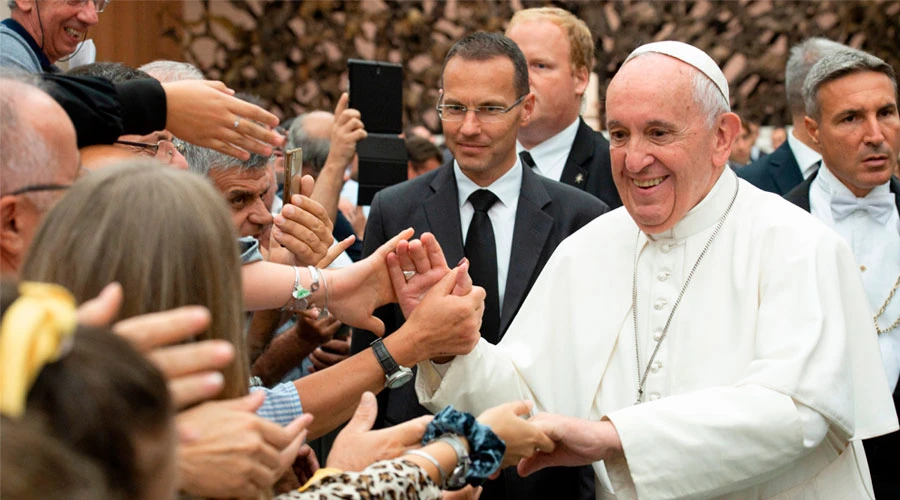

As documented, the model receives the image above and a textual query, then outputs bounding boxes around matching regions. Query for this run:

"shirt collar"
[1,18,59,73]
[645,168,739,243]
[815,163,891,199]
[454,159,523,211]
[516,118,580,177]
[786,129,822,179]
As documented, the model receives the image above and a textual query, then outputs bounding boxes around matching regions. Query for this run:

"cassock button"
[650,361,663,372]
[652,329,663,341]
[657,270,671,281]
[649,393,661,401]
[654,298,667,310]
[660,243,671,253]
[860,265,867,272]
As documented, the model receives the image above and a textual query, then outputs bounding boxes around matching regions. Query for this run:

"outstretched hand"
[327,391,431,472]
[77,283,234,409]
[162,80,284,160]
[387,232,471,317]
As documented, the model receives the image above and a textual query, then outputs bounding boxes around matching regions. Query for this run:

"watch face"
[385,368,413,389]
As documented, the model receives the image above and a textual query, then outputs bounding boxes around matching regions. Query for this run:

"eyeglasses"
[436,95,526,123]
[6,184,71,196]
[66,0,110,13]
[115,139,186,158]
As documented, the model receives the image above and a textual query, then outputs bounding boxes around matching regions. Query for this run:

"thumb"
[517,454,552,477]
[431,266,460,296]
[452,259,472,296]
[344,391,378,433]
[300,174,316,197]
[77,282,123,326]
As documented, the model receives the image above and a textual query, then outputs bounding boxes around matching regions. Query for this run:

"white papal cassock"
[417,168,898,499]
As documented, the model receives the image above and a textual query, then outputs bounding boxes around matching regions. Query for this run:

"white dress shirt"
[811,165,900,391]
[453,160,522,313]
[786,129,822,180]
[516,118,580,181]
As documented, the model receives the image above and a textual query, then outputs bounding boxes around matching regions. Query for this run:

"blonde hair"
[507,7,595,74]
[21,160,249,399]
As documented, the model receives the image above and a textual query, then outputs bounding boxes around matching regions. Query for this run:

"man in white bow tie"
[784,45,900,497]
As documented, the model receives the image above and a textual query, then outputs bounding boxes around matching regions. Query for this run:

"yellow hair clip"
[0,282,77,418]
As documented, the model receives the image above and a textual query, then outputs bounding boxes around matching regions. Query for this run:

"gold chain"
[874,273,900,335]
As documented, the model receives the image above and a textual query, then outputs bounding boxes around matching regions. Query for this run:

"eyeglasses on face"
[66,0,110,13]
[115,138,186,158]
[5,184,71,197]
[436,94,526,123]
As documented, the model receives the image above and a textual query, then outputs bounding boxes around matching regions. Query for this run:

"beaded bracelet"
[422,405,505,486]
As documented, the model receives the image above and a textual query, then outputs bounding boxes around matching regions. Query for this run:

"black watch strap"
[370,338,399,374]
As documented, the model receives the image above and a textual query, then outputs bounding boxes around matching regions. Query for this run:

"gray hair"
[286,113,332,175]
[785,38,847,116]
[803,47,898,120]
[627,52,730,128]
[183,144,269,177]
[0,78,59,210]
[138,60,204,83]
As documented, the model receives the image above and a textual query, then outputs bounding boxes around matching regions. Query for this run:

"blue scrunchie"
[422,405,506,486]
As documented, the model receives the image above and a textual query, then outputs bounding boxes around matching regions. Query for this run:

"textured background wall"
[114,0,900,127]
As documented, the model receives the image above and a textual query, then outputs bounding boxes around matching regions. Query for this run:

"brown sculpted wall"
[171,0,900,126]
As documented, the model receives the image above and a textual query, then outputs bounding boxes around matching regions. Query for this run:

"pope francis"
[411,41,899,499]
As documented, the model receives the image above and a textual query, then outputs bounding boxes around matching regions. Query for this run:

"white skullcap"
[624,41,729,103]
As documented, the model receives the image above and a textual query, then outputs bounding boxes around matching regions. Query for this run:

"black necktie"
[519,150,537,170]
[465,189,501,344]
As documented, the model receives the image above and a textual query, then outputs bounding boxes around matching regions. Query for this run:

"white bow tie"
[831,192,895,224]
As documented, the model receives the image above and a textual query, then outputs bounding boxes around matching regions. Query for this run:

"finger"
[112,306,212,352]
[390,414,432,446]
[420,233,449,270]
[428,266,461,298]
[230,119,279,152]
[534,429,556,454]
[408,239,431,273]
[375,228,415,258]
[300,174,316,197]
[220,87,280,128]
[293,195,334,233]
[76,282,123,326]
[395,239,415,271]
[201,79,232,94]
[222,391,267,412]
[146,339,235,377]
[453,259,473,296]
[320,338,350,354]
[517,453,556,477]
[387,252,409,295]
[502,400,533,418]
[311,347,345,366]
[317,235,356,268]
[344,391,378,433]
[206,138,251,161]
[333,92,349,117]
[168,372,226,409]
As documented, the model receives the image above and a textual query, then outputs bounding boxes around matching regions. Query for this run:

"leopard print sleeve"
[276,458,442,500]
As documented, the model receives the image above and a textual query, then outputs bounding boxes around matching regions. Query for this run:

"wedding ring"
[233,118,241,130]
[402,270,416,281]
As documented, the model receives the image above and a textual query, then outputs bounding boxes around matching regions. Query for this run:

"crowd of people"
[1,1,898,499]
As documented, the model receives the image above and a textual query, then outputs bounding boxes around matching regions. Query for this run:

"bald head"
[287,111,335,177]
[1,78,80,276]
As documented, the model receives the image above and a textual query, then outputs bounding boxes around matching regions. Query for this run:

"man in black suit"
[351,33,607,499]
[505,7,621,209]
[783,46,900,499]
[738,37,845,194]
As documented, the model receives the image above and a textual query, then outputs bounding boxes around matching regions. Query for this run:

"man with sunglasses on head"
[2,0,107,74]
[351,32,607,500]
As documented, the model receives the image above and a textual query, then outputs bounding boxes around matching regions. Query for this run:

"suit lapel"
[559,118,592,190]
[770,142,804,195]
[501,167,553,334]
[784,170,817,212]
[423,166,465,265]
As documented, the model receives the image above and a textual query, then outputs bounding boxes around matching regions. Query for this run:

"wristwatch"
[370,338,413,389]
[437,434,471,490]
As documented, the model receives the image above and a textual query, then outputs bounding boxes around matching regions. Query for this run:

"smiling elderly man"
[415,41,898,499]
[1,0,107,73]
